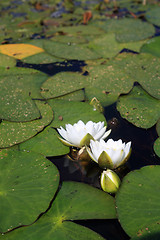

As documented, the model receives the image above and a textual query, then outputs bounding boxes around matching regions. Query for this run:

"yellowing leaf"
[0,44,44,59]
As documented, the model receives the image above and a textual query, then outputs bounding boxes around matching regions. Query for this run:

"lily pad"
[153,137,160,157]
[97,18,155,43]
[110,53,160,100]
[41,72,86,99]
[88,33,146,58]
[19,127,69,157]
[0,149,59,233]
[0,70,48,121]
[117,85,160,129]
[145,7,160,27]
[22,52,62,64]
[0,100,53,148]
[0,44,44,59]
[116,165,160,238]
[47,99,107,128]
[0,53,16,67]
[140,36,160,58]
[0,181,116,239]
[43,40,100,60]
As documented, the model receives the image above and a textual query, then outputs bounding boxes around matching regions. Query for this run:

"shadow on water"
[16,60,86,76]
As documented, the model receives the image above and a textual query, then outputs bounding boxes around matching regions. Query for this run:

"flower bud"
[100,169,121,194]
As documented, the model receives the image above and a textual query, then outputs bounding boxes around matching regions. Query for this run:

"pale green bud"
[100,169,121,194]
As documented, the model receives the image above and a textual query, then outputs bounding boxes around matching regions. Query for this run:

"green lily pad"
[145,7,160,27]
[140,36,160,58]
[110,53,160,99]
[116,165,160,238]
[43,40,100,60]
[98,18,155,42]
[117,85,160,129]
[41,72,86,99]
[87,33,146,58]
[56,89,85,102]
[0,53,16,67]
[156,118,160,136]
[22,52,62,64]
[0,100,53,148]
[19,127,69,157]
[47,99,107,128]
[0,149,59,233]
[0,181,116,239]
[0,70,48,121]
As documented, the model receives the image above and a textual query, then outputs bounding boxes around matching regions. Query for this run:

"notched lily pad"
[0,149,59,233]
[117,85,160,129]
[43,40,100,60]
[0,100,53,148]
[0,181,116,239]
[41,72,86,99]
[19,127,69,157]
[0,70,48,122]
[98,18,155,42]
[47,99,107,128]
[116,165,160,238]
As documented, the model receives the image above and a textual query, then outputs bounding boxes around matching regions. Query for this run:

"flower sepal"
[79,133,94,147]
[100,169,121,194]
[98,151,114,169]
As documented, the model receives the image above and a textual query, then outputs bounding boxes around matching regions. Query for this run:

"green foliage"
[145,7,160,26]
[0,181,116,239]
[116,165,160,238]
[117,85,160,128]
[0,101,53,148]
[141,36,160,58]
[0,149,59,233]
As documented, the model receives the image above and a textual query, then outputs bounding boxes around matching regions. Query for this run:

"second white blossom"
[87,138,131,169]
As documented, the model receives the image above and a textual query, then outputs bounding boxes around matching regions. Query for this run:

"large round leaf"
[0,181,116,239]
[0,149,59,233]
[97,18,155,42]
[40,72,86,99]
[110,53,160,100]
[0,70,48,122]
[87,33,146,58]
[43,40,100,60]
[0,100,53,148]
[47,99,107,128]
[117,85,160,128]
[116,165,160,238]
[19,127,69,157]
[140,36,160,58]
[145,7,160,27]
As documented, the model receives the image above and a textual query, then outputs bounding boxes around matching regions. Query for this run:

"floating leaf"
[0,44,44,59]
[110,53,160,99]
[47,99,107,128]
[41,72,86,99]
[97,18,155,42]
[19,127,69,157]
[0,181,116,239]
[140,36,160,58]
[116,165,160,238]
[0,101,53,148]
[0,71,48,121]
[0,53,16,68]
[88,33,146,58]
[43,40,100,60]
[117,85,160,128]
[0,149,59,233]
[153,137,160,157]
[22,52,61,64]
[145,7,160,27]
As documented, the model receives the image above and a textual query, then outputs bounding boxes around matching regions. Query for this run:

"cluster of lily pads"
[0,0,160,240]
[57,120,131,193]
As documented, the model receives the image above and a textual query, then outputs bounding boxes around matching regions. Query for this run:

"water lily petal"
[86,145,98,163]
[101,129,112,140]
[80,133,94,147]
[94,126,106,141]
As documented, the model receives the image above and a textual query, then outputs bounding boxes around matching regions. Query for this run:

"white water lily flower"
[57,120,111,148]
[87,139,131,169]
